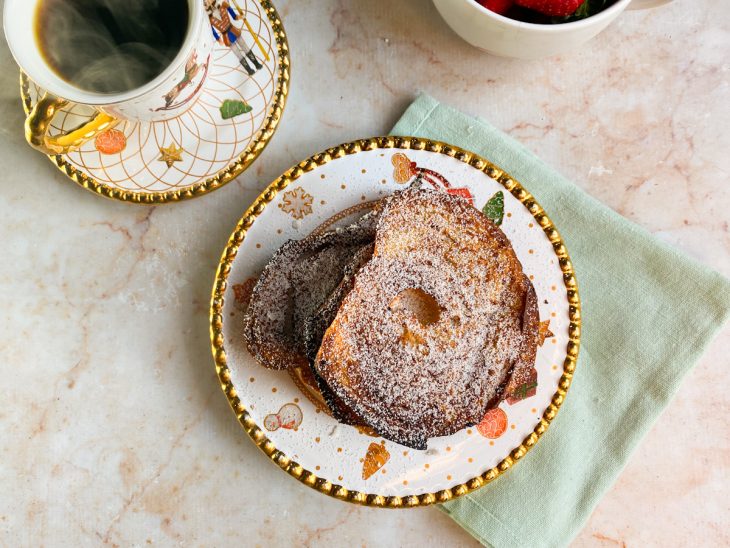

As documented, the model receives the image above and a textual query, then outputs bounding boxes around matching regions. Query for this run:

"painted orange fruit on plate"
[94,129,126,155]
[477,408,508,439]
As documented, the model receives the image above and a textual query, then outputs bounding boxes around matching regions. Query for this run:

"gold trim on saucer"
[210,136,581,508]
[19,0,289,204]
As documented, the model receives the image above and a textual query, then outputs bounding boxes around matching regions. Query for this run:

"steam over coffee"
[35,0,189,94]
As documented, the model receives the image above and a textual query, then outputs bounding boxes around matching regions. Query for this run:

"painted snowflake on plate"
[279,186,314,219]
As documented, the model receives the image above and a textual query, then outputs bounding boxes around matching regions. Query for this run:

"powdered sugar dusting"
[316,188,538,449]
[243,210,379,370]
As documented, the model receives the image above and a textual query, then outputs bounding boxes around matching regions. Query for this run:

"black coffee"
[35,0,189,94]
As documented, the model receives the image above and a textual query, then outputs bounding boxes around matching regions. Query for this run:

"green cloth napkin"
[391,94,730,548]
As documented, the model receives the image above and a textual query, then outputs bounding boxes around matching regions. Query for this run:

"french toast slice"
[242,210,378,370]
[315,188,540,449]
[302,242,375,364]
[303,242,375,424]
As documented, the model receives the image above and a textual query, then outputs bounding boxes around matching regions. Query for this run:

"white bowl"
[432,0,672,59]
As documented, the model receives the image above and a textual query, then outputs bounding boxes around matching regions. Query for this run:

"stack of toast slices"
[243,186,540,449]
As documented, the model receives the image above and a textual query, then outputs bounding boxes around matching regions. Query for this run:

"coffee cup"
[3,0,215,154]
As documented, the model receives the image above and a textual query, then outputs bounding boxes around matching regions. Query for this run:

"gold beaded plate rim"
[18,0,289,205]
[209,136,581,508]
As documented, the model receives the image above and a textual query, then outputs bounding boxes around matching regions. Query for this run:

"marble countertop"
[1,0,728,546]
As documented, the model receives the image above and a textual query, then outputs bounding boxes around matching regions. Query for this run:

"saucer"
[20,0,289,204]
[210,137,581,507]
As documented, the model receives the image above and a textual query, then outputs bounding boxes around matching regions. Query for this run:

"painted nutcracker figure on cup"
[205,0,263,75]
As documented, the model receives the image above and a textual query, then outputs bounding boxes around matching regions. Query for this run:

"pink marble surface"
[0,0,728,546]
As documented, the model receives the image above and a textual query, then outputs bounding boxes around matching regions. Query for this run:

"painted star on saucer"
[158,143,184,168]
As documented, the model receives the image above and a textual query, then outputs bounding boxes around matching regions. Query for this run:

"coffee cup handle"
[627,0,673,9]
[25,92,118,155]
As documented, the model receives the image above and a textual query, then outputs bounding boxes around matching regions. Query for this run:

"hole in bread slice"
[389,287,443,326]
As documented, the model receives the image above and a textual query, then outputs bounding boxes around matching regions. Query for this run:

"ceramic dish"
[19,0,288,204]
[432,0,673,59]
[210,136,580,507]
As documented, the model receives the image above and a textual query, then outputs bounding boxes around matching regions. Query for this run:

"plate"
[210,137,580,507]
[20,0,289,204]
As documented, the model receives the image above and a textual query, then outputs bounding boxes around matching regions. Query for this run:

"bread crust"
[242,212,378,370]
[315,188,540,449]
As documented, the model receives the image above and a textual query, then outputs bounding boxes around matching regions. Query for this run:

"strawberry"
[477,0,514,16]
[514,0,585,17]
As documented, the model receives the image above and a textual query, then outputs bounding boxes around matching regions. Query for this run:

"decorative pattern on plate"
[19,0,289,204]
[362,442,390,480]
[278,186,314,219]
[210,137,581,508]
[264,403,303,432]
[506,368,538,405]
[477,408,508,439]
[392,152,474,204]
[482,190,505,225]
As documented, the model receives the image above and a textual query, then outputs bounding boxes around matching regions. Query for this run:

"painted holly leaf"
[506,368,538,405]
[219,99,253,120]
[482,191,504,226]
